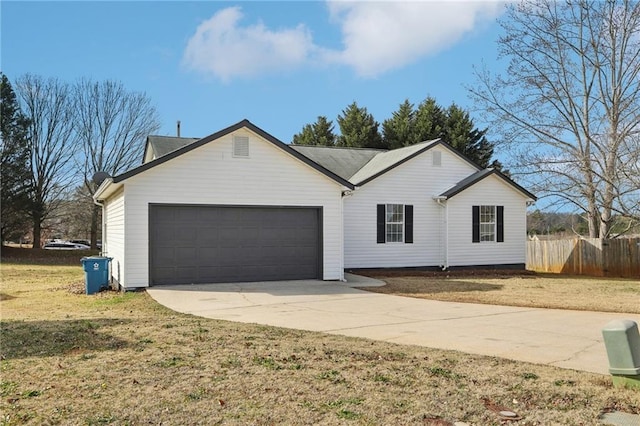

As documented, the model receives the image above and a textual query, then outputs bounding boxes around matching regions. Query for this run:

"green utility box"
[602,319,640,389]
[81,256,112,295]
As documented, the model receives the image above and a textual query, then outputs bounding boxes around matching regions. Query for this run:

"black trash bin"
[80,256,112,295]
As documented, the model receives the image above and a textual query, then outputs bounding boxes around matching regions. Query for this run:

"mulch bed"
[349,268,537,279]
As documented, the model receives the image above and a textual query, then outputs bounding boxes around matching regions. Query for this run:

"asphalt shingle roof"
[288,145,383,180]
[147,136,199,159]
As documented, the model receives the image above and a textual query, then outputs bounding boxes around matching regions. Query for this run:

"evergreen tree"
[312,116,336,147]
[295,97,502,171]
[0,74,31,242]
[382,99,415,149]
[292,123,315,145]
[292,116,336,146]
[442,104,495,169]
[336,102,383,148]
[413,97,446,143]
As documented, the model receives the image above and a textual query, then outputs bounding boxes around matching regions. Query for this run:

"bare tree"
[73,79,160,248]
[16,74,76,248]
[470,0,640,238]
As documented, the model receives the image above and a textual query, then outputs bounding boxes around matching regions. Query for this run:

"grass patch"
[356,270,640,313]
[1,262,639,425]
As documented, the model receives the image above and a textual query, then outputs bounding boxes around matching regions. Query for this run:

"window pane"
[385,204,404,242]
[386,223,403,242]
[479,205,495,242]
[480,224,495,242]
[386,204,403,223]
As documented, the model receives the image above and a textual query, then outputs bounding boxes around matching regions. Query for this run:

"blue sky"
[2,1,506,144]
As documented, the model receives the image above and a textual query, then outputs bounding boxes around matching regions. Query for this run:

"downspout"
[433,196,448,270]
[93,196,110,288]
[341,188,357,282]
[93,198,106,256]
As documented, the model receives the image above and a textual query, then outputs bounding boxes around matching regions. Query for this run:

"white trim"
[385,203,405,243]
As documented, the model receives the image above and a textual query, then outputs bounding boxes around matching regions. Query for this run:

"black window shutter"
[472,206,480,243]
[497,205,504,242]
[377,204,385,243]
[405,205,413,243]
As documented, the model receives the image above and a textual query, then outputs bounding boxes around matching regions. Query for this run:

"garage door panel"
[154,226,176,243]
[175,248,198,266]
[197,247,219,261]
[154,247,175,264]
[153,267,176,284]
[173,233,199,248]
[199,230,220,245]
[150,205,320,285]
[175,266,198,281]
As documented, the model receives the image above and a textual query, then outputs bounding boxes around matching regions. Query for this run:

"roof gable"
[348,140,442,185]
[112,119,354,189]
[439,168,537,201]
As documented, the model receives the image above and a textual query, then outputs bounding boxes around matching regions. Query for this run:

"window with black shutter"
[377,204,413,243]
[472,205,504,243]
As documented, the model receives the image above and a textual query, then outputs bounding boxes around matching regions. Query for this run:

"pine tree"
[382,99,415,149]
[0,74,31,242]
[292,116,336,146]
[443,104,496,169]
[336,102,383,148]
[413,96,446,143]
[312,116,336,147]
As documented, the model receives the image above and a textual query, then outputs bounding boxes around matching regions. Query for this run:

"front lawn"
[1,262,638,425]
[355,269,640,314]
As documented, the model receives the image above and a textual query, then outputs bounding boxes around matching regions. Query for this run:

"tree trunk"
[90,203,99,250]
[587,210,599,238]
[32,214,41,249]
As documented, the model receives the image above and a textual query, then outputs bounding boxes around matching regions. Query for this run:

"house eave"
[93,178,122,202]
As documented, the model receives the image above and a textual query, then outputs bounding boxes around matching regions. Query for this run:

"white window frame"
[385,204,404,243]
[479,205,496,242]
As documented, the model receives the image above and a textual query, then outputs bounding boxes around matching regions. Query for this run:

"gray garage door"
[149,205,321,285]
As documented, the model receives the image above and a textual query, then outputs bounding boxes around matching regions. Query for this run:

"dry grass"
[355,270,640,314]
[1,262,639,425]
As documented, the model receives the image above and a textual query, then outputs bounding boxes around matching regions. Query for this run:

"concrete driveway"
[147,274,640,375]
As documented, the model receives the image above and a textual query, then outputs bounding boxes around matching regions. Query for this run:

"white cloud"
[182,6,316,82]
[182,2,504,81]
[324,1,504,77]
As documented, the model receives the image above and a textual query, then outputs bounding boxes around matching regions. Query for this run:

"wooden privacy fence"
[527,238,640,278]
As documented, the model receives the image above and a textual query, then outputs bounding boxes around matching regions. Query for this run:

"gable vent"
[233,136,249,157]
[432,151,441,166]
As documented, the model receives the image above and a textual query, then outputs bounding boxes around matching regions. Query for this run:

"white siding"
[103,188,125,287]
[344,148,477,268]
[447,176,529,266]
[122,128,344,288]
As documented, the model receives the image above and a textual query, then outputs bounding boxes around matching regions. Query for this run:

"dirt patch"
[355,270,640,314]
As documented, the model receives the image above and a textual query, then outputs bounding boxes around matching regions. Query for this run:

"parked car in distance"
[43,241,91,250]
[70,239,91,246]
